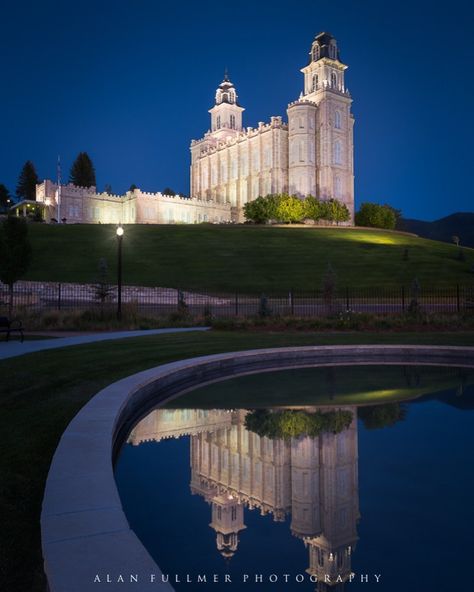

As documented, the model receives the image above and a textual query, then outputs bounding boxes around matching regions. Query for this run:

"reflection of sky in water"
[114,366,474,592]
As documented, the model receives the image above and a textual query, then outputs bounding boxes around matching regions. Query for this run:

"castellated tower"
[289,32,354,219]
[287,101,318,198]
[208,72,244,139]
[209,495,246,560]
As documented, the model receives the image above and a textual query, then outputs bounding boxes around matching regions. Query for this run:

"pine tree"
[16,161,39,201]
[0,184,11,210]
[69,152,96,188]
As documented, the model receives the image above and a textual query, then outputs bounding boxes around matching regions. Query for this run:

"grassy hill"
[24,223,474,292]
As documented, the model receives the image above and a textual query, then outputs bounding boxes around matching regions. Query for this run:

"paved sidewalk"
[0,327,210,360]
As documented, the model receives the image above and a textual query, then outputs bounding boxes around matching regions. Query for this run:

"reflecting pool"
[115,365,474,591]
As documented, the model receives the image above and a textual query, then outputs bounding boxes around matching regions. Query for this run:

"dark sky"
[1,0,473,220]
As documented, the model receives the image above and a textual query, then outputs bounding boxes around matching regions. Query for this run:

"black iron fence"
[1,281,474,318]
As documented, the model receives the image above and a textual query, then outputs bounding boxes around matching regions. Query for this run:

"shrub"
[324,198,351,224]
[245,408,353,439]
[275,194,304,223]
[355,202,397,229]
[303,195,323,221]
[244,193,349,224]
[358,403,406,429]
[258,294,272,318]
[93,258,115,315]
[243,196,270,224]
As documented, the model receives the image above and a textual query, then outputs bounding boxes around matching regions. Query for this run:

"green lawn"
[25,224,474,292]
[2,329,474,591]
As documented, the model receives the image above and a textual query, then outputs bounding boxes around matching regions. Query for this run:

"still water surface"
[115,365,474,591]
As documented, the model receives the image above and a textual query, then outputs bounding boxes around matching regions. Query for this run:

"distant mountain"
[398,213,474,248]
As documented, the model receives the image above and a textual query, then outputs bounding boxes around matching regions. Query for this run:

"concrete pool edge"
[41,345,474,591]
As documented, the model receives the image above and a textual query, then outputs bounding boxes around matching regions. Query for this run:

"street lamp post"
[116,224,124,320]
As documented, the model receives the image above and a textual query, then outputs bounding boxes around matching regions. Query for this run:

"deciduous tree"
[355,202,396,229]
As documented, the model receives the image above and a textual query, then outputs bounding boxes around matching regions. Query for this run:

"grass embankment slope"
[26,224,474,291]
[2,330,474,592]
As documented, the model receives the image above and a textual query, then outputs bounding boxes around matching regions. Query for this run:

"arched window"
[334,175,342,197]
[312,45,320,61]
[216,115,221,129]
[330,43,337,59]
[230,114,235,129]
[318,549,324,567]
[312,74,318,92]
[334,110,341,129]
[331,72,337,88]
[299,141,305,162]
[334,141,342,165]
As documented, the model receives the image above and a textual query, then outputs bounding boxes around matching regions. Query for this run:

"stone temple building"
[128,406,360,588]
[27,32,354,225]
[190,31,354,222]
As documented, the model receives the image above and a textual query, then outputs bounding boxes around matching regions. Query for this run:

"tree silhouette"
[0,184,11,210]
[69,152,96,188]
[16,161,39,201]
[0,217,32,315]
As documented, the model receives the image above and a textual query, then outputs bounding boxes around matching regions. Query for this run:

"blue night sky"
[1,0,473,220]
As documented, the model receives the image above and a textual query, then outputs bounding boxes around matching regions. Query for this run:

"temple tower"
[208,72,244,140]
[287,32,354,219]
[209,494,246,559]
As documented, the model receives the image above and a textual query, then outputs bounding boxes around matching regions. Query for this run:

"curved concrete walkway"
[0,327,210,360]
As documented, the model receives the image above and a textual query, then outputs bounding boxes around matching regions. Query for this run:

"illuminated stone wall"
[36,180,232,224]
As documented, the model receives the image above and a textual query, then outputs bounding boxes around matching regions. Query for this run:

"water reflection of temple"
[128,407,359,588]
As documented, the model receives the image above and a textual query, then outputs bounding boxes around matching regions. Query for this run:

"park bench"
[0,317,24,342]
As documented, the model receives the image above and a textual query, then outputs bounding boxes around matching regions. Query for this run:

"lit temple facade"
[128,406,360,587]
[190,31,355,222]
[34,180,231,225]
[28,32,354,225]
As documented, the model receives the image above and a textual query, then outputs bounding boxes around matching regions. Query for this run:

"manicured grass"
[25,224,474,291]
[1,329,474,591]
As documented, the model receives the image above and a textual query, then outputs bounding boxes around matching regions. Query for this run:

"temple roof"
[308,31,341,64]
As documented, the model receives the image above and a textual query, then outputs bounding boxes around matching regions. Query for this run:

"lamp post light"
[116,224,124,320]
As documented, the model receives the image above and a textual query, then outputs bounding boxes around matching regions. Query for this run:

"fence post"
[457,284,460,313]
[235,293,238,316]
[345,286,350,311]
[401,285,405,312]
[290,289,294,315]
[57,283,61,311]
